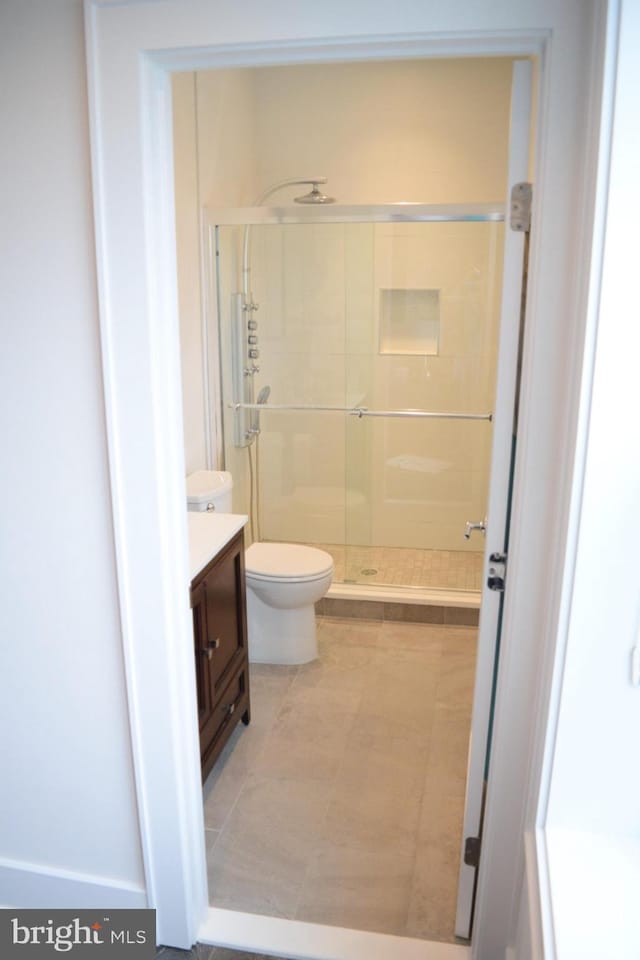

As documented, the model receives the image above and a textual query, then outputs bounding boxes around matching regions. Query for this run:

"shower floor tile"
[304,542,483,591]
[204,616,477,943]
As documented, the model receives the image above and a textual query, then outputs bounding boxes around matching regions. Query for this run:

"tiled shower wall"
[247,219,503,553]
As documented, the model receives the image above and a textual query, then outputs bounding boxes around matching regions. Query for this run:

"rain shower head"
[294,182,335,204]
[243,177,335,301]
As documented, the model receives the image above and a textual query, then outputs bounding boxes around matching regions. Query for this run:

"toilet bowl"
[185,471,333,665]
[245,543,334,665]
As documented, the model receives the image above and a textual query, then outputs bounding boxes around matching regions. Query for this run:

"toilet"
[244,542,333,665]
[186,471,333,664]
[185,469,233,513]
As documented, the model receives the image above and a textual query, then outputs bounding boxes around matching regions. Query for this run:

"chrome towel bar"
[229,402,492,422]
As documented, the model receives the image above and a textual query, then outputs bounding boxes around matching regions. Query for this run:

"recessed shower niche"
[378,287,440,356]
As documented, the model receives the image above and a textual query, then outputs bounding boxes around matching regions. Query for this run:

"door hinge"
[510,182,532,232]
[487,551,507,592]
[464,836,481,868]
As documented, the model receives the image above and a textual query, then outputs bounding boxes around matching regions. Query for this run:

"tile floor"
[204,616,477,943]
[156,947,276,959]
[306,543,483,592]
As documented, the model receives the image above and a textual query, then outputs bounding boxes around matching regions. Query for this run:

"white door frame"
[84,2,607,956]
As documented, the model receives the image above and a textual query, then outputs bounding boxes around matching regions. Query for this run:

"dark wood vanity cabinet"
[190,529,250,781]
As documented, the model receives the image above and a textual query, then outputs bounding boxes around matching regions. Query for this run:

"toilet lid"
[245,542,334,581]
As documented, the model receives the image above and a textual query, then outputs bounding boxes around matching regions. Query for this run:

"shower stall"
[207,201,505,604]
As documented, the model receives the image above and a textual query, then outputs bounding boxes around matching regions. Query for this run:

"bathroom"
[174,56,522,945]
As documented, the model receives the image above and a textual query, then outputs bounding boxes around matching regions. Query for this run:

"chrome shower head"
[294,182,335,204]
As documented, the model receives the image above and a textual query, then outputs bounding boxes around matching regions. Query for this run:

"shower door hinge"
[464,836,481,868]
[510,182,532,233]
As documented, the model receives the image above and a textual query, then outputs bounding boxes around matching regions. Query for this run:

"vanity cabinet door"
[190,578,211,725]
[202,533,248,698]
[190,528,250,780]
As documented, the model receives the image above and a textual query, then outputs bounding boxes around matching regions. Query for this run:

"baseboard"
[0,856,147,910]
[199,907,471,960]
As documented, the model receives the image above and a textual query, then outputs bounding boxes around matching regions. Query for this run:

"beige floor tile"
[358,649,440,737]
[406,844,463,941]
[203,769,246,832]
[254,702,355,782]
[322,770,424,858]
[306,628,382,677]
[404,703,470,940]
[208,776,333,918]
[417,792,466,855]
[337,715,431,787]
[316,617,383,648]
[248,665,298,732]
[202,679,286,830]
[296,844,415,935]
[247,685,287,732]
[205,617,476,942]
[249,662,299,681]
[204,828,220,854]
[202,726,258,832]
[377,620,446,654]
[423,712,472,797]
[283,636,379,713]
[280,675,367,718]
[435,632,478,723]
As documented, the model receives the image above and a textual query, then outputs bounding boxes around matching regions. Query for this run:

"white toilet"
[186,469,233,513]
[244,542,333,665]
[186,471,333,664]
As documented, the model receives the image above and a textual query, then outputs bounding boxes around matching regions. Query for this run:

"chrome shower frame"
[204,201,505,464]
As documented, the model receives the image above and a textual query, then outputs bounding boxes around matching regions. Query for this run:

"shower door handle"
[464,518,487,540]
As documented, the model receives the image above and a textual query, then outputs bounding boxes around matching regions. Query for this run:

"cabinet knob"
[226,702,236,716]
[204,638,221,660]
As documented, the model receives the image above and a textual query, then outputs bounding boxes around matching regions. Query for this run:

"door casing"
[84,2,607,955]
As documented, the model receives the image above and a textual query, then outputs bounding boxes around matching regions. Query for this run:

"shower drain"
[360,568,378,576]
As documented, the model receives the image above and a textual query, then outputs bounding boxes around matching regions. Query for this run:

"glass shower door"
[343,220,504,593]
[215,213,503,597]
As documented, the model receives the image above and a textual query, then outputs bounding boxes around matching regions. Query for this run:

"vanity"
[188,512,250,781]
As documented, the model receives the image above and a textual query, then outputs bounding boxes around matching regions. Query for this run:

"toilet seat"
[245,542,333,583]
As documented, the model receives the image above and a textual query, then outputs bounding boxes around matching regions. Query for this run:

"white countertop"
[187,511,248,581]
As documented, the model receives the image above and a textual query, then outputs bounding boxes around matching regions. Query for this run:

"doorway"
[173,57,532,944]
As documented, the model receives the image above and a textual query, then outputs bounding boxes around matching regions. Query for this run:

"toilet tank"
[186,470,233,513]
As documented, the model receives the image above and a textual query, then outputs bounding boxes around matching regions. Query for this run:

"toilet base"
[246,588,318,664]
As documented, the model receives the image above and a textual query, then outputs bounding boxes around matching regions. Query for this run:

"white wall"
[173,69,257,480]
[173,73,206,475]
[540,3,640,956]
[0,0,144,904]
[253,59,511,204]
[196,69,257,208]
